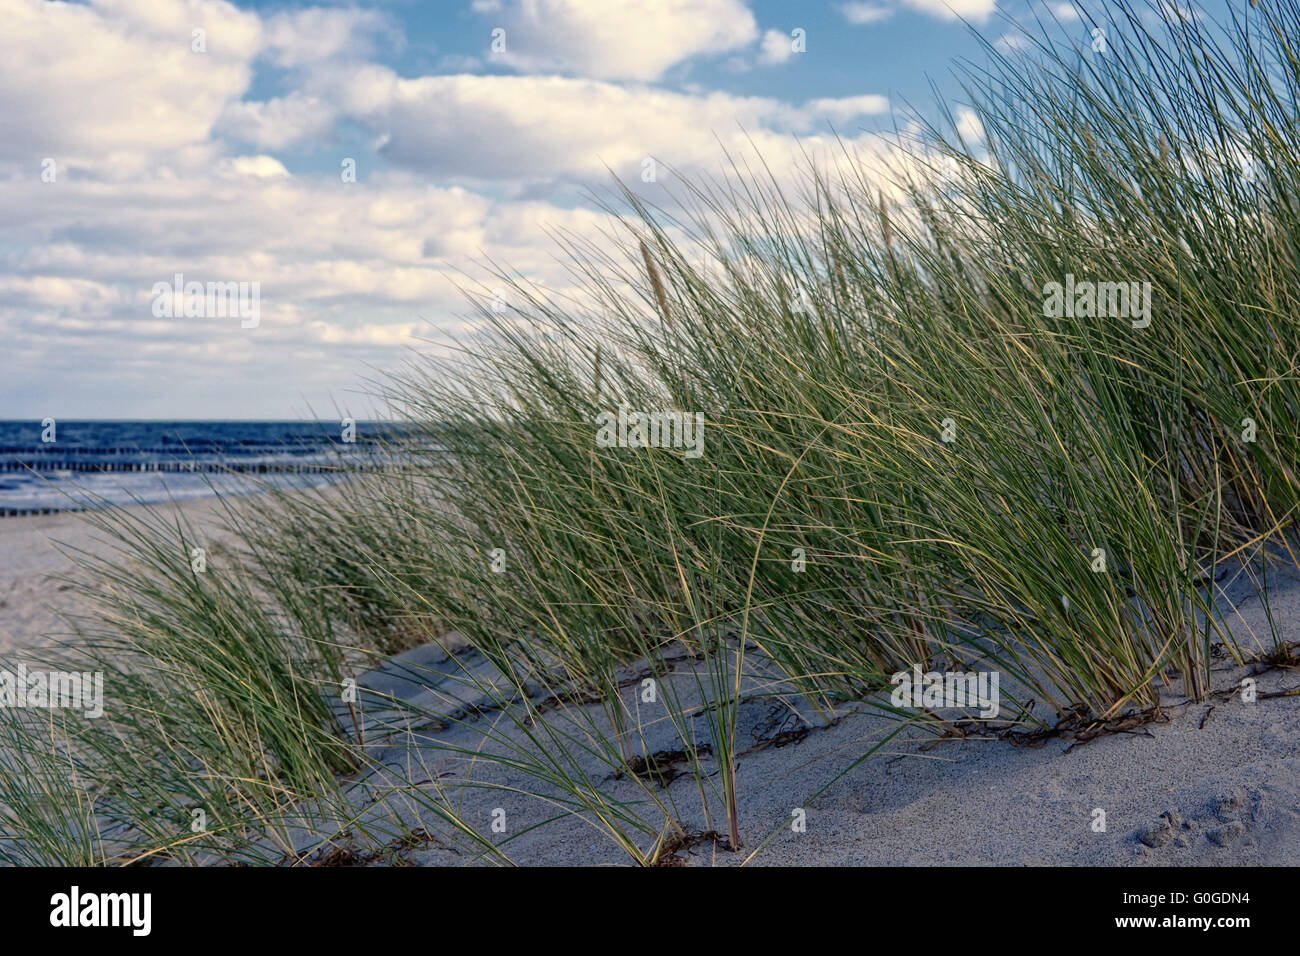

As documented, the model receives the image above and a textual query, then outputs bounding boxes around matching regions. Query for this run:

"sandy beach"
[3,498,1298,866]
[326,570,1300,867]
[0,498,235,658]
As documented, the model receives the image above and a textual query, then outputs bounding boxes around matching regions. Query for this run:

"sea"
[0,421,402,516]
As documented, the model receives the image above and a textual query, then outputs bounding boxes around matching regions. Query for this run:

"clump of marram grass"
[0,495,507,866]
[3,0,1299,864]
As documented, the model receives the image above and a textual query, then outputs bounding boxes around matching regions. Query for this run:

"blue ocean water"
[0,421,398,515]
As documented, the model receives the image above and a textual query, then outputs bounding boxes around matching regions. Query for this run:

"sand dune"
[5,500,1297,866]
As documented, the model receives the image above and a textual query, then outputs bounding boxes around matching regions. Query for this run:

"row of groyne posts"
[0,444,407,517]
[0,458,387,474]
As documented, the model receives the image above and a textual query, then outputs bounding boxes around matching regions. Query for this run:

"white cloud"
[0,276,125,310]
[0,160,633,413]
[1049,2,1080,21]
[217,92,336,150]
[955,106,986,144]
[838,0,998,24]
[260,6,391,68]
[477,0,758,81]
[840,3,894,24]
[805,95,891,123]
[218,155,291,178]
[0,0,910,416]
[0,0,261,166]
[901,0,998,21]
[0,0,388,171]
[758,29,796,65]
[311,71,890,185]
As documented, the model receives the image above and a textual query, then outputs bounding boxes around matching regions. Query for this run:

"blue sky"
[0,0,1101,419]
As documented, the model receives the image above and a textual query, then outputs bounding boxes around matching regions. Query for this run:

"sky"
[0,0,1103,419]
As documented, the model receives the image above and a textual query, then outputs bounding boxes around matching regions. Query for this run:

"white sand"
[317,557,1300,866]
[0,498,235,657]
[3,501,1297,865]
